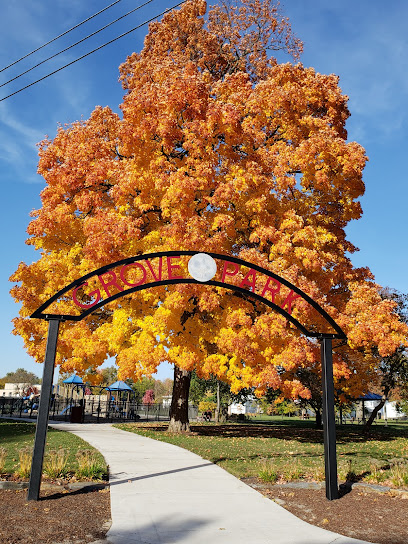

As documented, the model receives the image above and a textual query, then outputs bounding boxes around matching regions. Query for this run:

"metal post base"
[321,337,339,500]
[27,319,60,501]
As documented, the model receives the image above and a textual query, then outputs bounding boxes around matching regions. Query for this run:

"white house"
[363,399,405,419]
[229,398,260,415]
[161,395,172,407]
[0,383,41,398]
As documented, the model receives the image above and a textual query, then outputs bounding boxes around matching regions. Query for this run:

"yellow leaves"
[96,309,131,353]
[279,211,304,234]
[343,281,408,357]
[293,247,322,273]
[202,354,229,376]
[197,290,220,313]
[226,308,252,329]
[167,345,199,372]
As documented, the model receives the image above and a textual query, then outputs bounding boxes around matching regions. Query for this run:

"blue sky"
[0,0,407,381]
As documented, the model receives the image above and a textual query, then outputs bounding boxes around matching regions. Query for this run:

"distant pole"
[216,381,220,422]
[27,319,60,501]
[321,337,339,500]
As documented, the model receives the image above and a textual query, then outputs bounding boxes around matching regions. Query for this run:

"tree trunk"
[168,366,192,433]
[315,409,322,428]
[215,381,221,422]
[364,398,386,430]
[219,405,228,423]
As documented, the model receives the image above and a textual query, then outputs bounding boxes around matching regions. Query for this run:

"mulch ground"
[1,479,408,544]
[244,479,408,544]
[0,485,110,544]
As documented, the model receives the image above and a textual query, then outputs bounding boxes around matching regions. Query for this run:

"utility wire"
[0,0,124,74]
[0,0,156,89]
[0,2,185,102]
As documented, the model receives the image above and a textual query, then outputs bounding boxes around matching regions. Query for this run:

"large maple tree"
[11,0,407,431]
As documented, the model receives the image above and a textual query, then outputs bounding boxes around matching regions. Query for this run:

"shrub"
[390,462,408,487]
[0,447,6,473]
[308,466,325,482]
[76,449,105,480]
[283,462,304,481]
[258,460,278,483]
[338,458,358,482]
[198,400,217,414]
[44,448,69,479]
[345,459,357,482]
[365,463,388,484]
[15,447,32,479]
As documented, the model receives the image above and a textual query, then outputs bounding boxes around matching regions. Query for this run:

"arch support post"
[321,336,339,500]
[27,318,60,501]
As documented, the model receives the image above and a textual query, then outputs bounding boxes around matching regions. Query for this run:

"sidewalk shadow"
[109,462,214,486]
[106,514,210,543]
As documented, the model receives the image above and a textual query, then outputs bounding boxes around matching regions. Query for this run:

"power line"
[0,2,185,102]
[0,0,124,74]
[0,0,156,89]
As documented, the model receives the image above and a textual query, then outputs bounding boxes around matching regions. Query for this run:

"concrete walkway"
[49,422,374,544]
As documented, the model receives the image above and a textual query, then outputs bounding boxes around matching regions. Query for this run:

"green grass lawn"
[114,420,408,487]
[0,419,107,480]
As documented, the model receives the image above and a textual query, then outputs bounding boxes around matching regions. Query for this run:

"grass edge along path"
[0,419,107,481]
[114,420,408,489]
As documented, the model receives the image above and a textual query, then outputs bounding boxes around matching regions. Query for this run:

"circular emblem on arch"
[188,253,217,282]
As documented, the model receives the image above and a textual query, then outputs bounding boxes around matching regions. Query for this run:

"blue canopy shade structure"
[62,374,83,384]
[106,380,132,392]
[357,392,382,401]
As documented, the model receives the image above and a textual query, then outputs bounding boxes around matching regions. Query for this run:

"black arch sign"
[28,251,342,501]
[31,251,346,340]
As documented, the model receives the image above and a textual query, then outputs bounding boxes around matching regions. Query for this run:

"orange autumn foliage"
[10,0,407,397]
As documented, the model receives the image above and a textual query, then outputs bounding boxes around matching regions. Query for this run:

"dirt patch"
[244,479,408,544]
[0,485,110,544]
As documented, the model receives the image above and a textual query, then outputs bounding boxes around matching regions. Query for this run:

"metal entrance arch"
[27,251,345,501]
